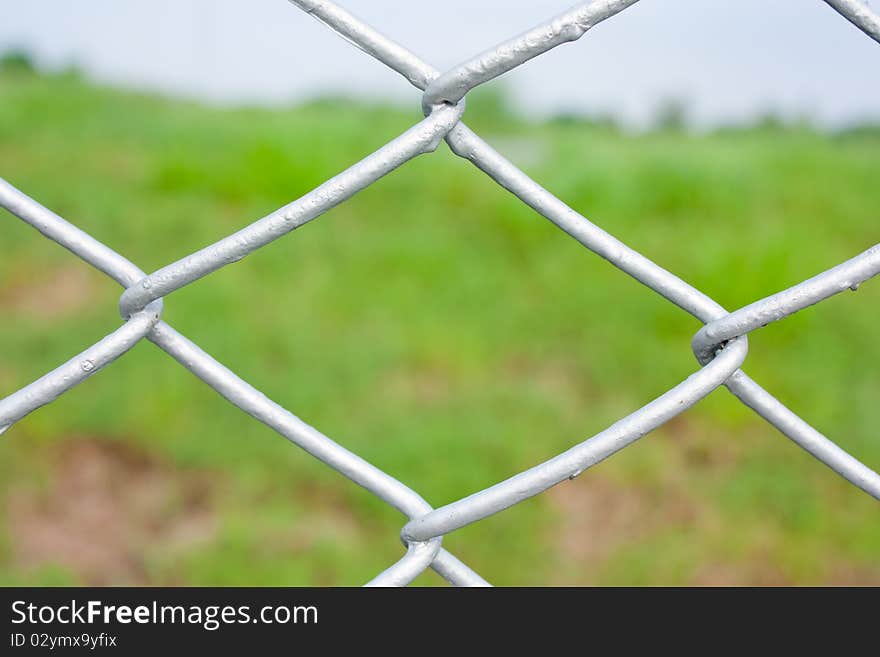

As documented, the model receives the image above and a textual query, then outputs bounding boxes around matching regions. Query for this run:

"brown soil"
[548,473,703,585]
[7,438,218,585]
[0,264,100,320]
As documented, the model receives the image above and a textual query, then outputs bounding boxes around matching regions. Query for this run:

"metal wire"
[1,0,879,586]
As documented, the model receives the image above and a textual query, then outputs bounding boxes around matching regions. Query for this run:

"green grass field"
[1,64,878,585]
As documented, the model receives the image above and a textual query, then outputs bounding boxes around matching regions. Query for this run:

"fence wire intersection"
[1,0,879,586]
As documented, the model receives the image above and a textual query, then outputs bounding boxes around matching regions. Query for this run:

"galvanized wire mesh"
[1,0,879,587]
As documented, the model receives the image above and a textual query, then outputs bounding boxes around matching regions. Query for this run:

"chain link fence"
[1,0,879,586]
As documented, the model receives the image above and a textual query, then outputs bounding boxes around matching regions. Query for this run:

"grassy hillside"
[1,66,878,585]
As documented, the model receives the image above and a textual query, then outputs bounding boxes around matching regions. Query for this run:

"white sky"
[2,0,879,127]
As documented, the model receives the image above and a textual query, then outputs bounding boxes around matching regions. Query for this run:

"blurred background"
[0,0,878,586]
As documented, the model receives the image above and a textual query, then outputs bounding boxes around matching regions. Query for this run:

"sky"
[1,0,879,128]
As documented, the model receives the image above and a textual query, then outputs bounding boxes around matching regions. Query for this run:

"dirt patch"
[7,438,218,585]
[689,559,791,586]
[661,414,743,473]
[548,474,702,584]
[501,354,595,409]
[381,362,455,405]
[0,263,100,320]
[688,546,880,586]
[548,458,877,585]
[824,564,880,586]
[0,364,16,394]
